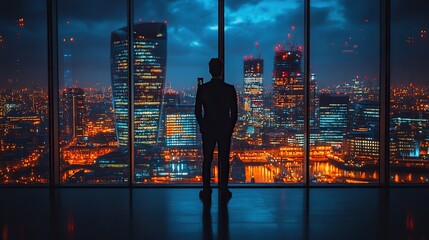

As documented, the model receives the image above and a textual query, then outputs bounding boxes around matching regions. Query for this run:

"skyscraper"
[310,73,319,130]
[63,37,73,88]
[60,87,86,142]
[243,57,264,132]
[352,100,379,132]
[272,46,304,130]
[164,104,199,147]
[319,94,349,146]
[111,22,167,149]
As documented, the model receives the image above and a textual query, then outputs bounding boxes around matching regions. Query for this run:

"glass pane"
[58,0,128,184]
[133,1,217,183]
[0,0,49,184]
[225,0,305,183]
[390,0,429,183]
[310,0,380,184]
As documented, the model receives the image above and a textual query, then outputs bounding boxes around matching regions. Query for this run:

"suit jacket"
[194,78,238,136]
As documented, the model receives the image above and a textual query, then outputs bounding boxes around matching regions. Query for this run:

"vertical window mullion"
[128,0,135,186]
[304,0,311,186]
[380,0,391,186]
[48,0,60,187]
[219,0,224,79]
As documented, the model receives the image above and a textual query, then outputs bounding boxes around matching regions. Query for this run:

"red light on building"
[291,25,295,31]
[18,18,24,28]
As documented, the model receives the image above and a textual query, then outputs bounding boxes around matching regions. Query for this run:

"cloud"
[225,0,301,25]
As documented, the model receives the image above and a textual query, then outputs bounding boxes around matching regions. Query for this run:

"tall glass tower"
[243,57,264,132]
[111,22,167,149]
[319,94,349,146]
[272,47,304,131]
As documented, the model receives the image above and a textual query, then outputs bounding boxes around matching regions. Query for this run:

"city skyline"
[1,0,429,185]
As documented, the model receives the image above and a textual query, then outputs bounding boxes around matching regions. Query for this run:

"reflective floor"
[1,188,428,240]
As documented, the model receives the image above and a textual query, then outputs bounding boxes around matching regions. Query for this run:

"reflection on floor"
[0,188,428,240]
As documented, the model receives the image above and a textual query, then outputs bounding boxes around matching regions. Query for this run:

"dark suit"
[195,78,238,191]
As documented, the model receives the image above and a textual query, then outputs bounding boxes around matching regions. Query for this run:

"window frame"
[6,0,423,187]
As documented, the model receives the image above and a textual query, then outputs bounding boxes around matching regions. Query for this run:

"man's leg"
[218,134,232,193]
[202,134,216,191]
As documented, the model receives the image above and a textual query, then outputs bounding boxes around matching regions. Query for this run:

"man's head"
[209,58,223,78]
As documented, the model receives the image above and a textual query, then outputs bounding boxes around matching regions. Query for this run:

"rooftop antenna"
[255,41,261,58]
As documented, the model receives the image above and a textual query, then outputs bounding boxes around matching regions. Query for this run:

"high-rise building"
[164,104,199,147]
[60,87,86,142]
[310,73,319,130]
[350,76,364,105]
[319,94,349,146]
[243,57,264,131]
[352,100,379,132]
[111,22,167,148]
[63,37,74,88]
[272,46,304,130]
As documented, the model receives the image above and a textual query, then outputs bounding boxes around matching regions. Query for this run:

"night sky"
[0,0,428,89]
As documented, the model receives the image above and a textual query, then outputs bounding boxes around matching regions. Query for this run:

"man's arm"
[230,86,238,133]
[194,86,204,133]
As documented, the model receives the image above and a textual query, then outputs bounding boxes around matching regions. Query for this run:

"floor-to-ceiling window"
[0,0,49,184]
[58,0,129,184]
[132,0,217,184]
[390,0,429,183]
[2,0,429,186]
[310,0,380,184]
[224,0,305,184]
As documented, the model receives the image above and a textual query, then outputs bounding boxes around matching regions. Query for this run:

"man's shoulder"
[225,83,236,93]
[224,82,235,88]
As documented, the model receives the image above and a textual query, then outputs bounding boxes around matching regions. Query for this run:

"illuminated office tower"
[63,37,74,88]
[60,87,86,142]
[164,104,199,147]
[343,100,380,161]
[111,22,166,148]
[392,122,420,158]
[310,73,319,130]
[350,77,365,104]
[319,94,348,146]
[352,100,379,132]
[272,46,304,130]
[243,57,264,132]
[343,132,380,162]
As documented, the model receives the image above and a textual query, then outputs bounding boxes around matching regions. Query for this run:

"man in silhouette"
[195,58,237,201]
